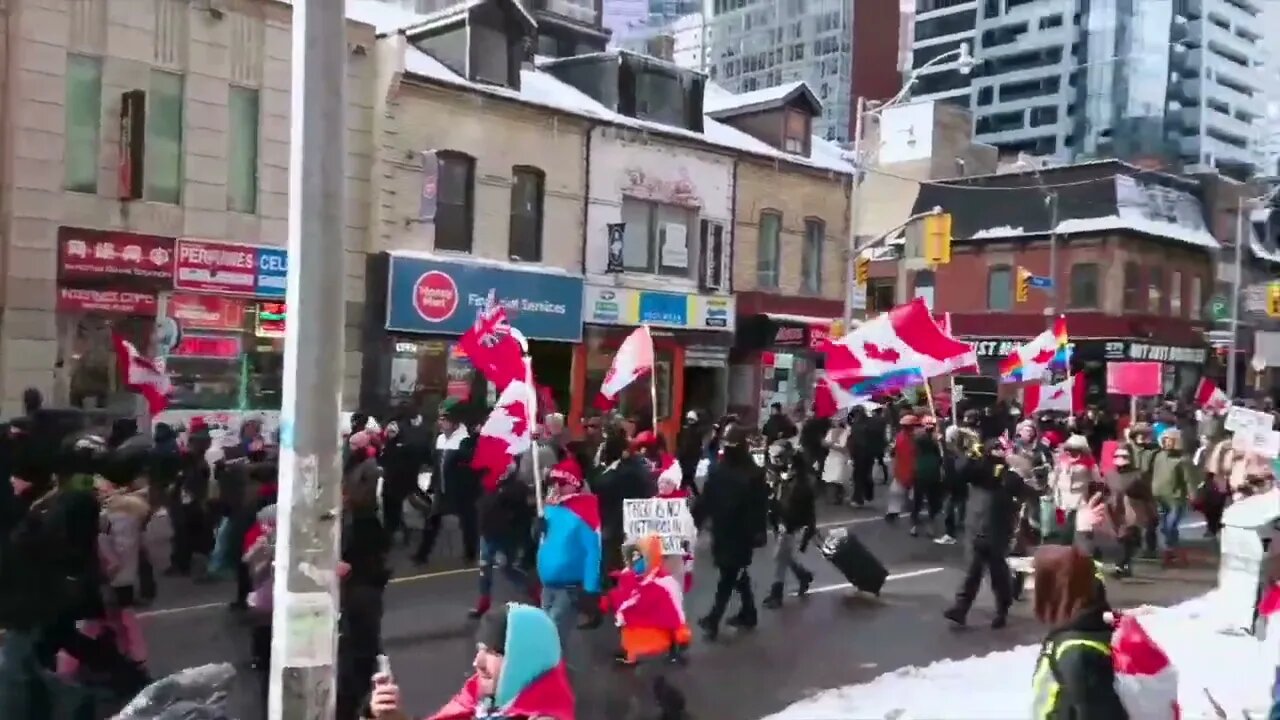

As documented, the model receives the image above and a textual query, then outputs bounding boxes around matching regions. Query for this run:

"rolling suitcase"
[821,528,888,596]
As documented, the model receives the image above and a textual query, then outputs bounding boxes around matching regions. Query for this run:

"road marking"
[817,516,880,529]
[809,566,946,595]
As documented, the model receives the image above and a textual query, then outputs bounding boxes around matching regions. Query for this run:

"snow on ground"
[763,592,1273,719]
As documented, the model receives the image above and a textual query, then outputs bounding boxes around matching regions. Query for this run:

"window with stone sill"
[621,197,696,278]
[1068,263,1100,309]
[509,166,544,263]
[1147,266,1165,314]
[228,86,260,214]
[65,55,103,194]
[987,265,1012,310]
[1170,269,1183,317]
[145,70,184,205]
[756,210,782,289]
[1122,261,1142,312]
[436,151,476,253]
[801,217,824,294]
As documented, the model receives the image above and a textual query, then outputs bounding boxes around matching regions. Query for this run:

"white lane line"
[809,567,947,595]
[817,515,880,529]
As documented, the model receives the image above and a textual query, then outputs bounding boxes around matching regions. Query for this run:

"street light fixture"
[841,43,974,331]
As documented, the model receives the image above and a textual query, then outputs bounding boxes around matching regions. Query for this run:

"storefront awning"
[762,312,836,326]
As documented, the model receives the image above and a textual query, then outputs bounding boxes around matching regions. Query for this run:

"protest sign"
[623,498,696,555]
[1225,405,1274,436]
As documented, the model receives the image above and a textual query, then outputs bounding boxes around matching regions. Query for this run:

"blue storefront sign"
[256,247,288,298]
[385,254,585,342]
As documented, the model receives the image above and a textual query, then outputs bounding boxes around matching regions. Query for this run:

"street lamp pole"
[1227,195,1246,398]
[841,44,973,332]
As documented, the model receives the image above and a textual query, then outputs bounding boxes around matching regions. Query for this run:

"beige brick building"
[369,35,586,267]
[0,0,375,416]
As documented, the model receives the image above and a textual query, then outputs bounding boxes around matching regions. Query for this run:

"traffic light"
[1016,267,1031,303]
[923,212,953,266]
[855,256,870,286]
[1269,282,1280,318]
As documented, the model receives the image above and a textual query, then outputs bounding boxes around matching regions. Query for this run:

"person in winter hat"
[536,456,601,675]
[369,603,575,720]
[1102,445,1152,578]
[654,457,695,594]
[1149,427,1200,567]
[605,534,693,666]
[762,446,816,610]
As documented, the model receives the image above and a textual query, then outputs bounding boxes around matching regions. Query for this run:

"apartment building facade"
[0,0,378,418]
[909,0,1270,173]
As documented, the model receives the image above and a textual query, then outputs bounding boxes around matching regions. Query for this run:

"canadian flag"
[595,326,654,410]
[457,290,526,392]
[1023,373,1084,415]
[937,312,979,374]
[814,374,865,419]
[1194,378,1229,414]
[471,379,534,492]
[1111,613,1180,720]
[112,333,170,414]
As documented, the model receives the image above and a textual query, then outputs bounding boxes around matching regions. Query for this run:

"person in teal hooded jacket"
[368,602,574,720]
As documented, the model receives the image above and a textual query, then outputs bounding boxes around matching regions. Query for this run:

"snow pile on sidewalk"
[763,593,1272,719]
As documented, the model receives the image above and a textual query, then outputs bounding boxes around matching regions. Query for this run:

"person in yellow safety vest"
[1029,545,1127,719]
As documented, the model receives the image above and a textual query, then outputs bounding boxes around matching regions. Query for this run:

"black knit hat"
[475,603,511,655]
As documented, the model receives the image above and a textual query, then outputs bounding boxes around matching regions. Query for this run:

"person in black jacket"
[1030,544,1128,719]
[169,423,213,576]
[337,450,391,720]
[415,399,481,566]
[470,462,534,618]
[761,403,796,445]
[380,409,429,547]
[943,437,1032,629]
[693,425,770,641]
[593,428,654,577]
[763,448,816,609]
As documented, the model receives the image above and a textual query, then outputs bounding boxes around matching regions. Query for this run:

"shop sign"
[174,239,289,298]
[969,339,1023,358]
[171,333,243,359]
[583,284,736,333]
[168,293,245,331]
[771,322,832,348]
[57,287,158,315]
[385,253,584,342]
[57,227,173,280]
[1099,340,1205,364]
[255,302,287,338]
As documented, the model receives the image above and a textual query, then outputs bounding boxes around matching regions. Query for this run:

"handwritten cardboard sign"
[623,498,695,555]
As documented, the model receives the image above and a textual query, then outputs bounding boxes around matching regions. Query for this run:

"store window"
[162,298,284,411]
[756,210,782,289]
[801,217,824,294]
[60,314,152,410]
[987,265,1012,310]
[436,151,476,253]
[1122,262,1141,311]
[583,332,672,428]
[1147,266,1164,314]
[759,352,815,420]
[508,166,544,263]
[1068,262,1100,309]
[867,278,895,313]
[620,197,696,278]
[1170,270,1183,317]
[913,269,935,309]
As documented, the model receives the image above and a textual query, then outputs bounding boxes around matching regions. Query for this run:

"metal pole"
[842,95,867,331]
[269,0,348,717]
[1227,196,1245,399]
[1046,190,1059,318]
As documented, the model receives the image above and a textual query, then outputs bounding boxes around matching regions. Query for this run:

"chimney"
[645,34,675,62]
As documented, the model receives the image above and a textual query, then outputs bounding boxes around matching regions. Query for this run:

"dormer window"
[541,52,706,133]
[405,0,536,91]
[784,109,810,155]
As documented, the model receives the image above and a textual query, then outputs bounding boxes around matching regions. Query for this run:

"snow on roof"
[342,0,429,34]
[969,216,1220,249]
[400,47,854,175]
[388,248,579,277]
[704,81,821,116]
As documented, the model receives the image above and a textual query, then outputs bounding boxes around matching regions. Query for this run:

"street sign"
[1028,275,1053,289]
[1210,296,1231,322]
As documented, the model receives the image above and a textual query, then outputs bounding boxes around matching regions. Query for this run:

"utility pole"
[269,0,348,717]
[1227,196,1245,399]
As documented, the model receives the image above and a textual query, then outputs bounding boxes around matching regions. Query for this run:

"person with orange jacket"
[888,415,920,523]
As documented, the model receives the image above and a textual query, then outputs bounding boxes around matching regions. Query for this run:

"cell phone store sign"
[174,239,288,299]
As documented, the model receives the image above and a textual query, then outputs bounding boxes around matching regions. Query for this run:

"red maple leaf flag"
[471,379,535,492]
[1023,373,1084,416]
[1031,348,1057,365]
[458,290,526,392]
[112,333,170,415]
[862,342,901,364]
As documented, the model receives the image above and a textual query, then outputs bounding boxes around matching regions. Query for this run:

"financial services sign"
[384,253,584,342]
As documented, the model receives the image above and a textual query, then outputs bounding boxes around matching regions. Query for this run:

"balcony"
[1205,79,1258,115]
[1204,21,1258,67]
[1204,106,1255,144]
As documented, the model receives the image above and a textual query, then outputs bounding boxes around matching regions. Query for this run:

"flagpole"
[645,325,659,441]
[509,326,543,516]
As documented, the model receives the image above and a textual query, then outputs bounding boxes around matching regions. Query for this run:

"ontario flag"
[819,298,974,390]
[998,315,1069,383]
[1023,373,1084,415]
[595,326,654,410]
[112,333,170,414]
[1111,613,1180,720]
[457,290,525,392]
[471,379,534,492]
[1194,378,1229,414]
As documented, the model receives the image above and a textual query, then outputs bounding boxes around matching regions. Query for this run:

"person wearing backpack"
[1030,544,1128,719]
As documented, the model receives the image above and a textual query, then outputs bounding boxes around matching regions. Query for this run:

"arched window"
[1122,261,1141,311]
[1068,263,1100,309]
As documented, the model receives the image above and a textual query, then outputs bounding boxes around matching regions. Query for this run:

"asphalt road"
[136,502,1220,720]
